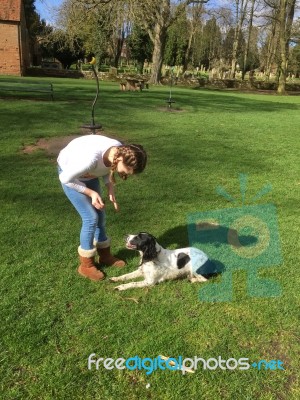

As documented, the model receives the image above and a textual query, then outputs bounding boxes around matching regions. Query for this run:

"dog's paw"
[189,276,208,283]
[109,277,120,282]
[114,285,126,291]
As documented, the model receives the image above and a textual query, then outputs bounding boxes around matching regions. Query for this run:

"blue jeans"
[58,167,107,250]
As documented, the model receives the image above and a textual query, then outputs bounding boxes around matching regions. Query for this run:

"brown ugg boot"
[78,247,105,281]
[96,239,125,268]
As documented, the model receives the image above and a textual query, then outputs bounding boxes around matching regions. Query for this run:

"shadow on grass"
[113,248,139,265]
[158,223,257,248]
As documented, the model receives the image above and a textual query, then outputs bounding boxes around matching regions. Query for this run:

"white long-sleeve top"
[57,135,122,192]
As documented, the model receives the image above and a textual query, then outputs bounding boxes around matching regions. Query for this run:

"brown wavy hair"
[109,144,147,183]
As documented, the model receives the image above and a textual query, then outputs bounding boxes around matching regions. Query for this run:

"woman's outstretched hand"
[107,183,119,212]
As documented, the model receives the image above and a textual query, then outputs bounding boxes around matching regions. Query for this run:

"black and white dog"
[110,232,216,291]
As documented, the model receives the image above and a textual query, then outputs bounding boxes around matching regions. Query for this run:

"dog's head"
[126,232,158,262]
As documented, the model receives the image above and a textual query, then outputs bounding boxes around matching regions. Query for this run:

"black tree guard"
[166,68,176,109]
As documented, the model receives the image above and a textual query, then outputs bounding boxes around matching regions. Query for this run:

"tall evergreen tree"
[23,0,47,65]
[164,13,189,67]
[127,25,153,73]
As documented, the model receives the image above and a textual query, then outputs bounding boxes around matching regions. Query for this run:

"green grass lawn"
[0,76,299,399]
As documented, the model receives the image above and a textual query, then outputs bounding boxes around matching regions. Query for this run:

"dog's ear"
[142,237,157,262]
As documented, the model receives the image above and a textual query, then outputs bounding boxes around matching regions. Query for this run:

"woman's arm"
[59,159,97,184]
[106,182,119,211]
[59,160,97,193]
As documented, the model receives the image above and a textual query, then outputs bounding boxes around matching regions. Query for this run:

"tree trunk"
[277,0,296,94]
[230,0,248,79]
[242,0,255,80]
[183,30,194,73]
[183,3,203,73]
[230,39,239,78]
[277,4,287,93]
[136,60,144,74]
[113,31,125,68]
[149,23,167,84]
[230,0,240,78]
[264,16,278,84]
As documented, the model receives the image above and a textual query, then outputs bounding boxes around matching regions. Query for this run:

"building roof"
[0,0,21,22]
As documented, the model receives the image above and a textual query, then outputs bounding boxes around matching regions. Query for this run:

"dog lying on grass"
[110,232,216,291]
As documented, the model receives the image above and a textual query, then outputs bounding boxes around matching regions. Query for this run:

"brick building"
[0,0,31,75]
